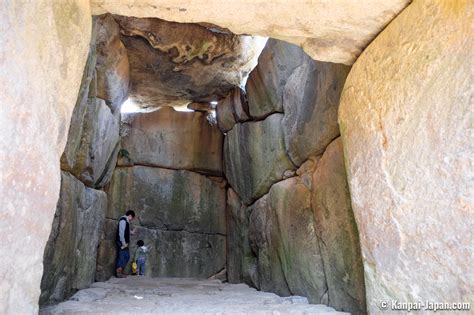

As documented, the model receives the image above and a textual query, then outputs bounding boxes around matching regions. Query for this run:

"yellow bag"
[132,261,138,275]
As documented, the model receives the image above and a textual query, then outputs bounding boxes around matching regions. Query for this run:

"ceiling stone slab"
[91,1,410,65]
[112,15,266,108]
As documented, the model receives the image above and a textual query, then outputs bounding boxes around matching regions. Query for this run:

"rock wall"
[40,172,106,305]
[40,14,130,306]
[0,1,91,314]
[121,107,223,175]
[338,0,473,313]
[221,39,366,314]
[97,110,227,280]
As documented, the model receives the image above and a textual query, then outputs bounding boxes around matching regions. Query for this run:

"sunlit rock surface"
[338,1,473,313]
[91,0,409,65]
[0,2,91,314]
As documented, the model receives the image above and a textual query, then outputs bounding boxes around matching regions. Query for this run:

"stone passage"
[40,278,346,315]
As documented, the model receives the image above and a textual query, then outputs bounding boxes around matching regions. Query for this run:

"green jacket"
[134,246,149,261]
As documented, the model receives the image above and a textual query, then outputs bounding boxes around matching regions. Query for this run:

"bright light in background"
[174,104,194,112]
[121,98,145,113]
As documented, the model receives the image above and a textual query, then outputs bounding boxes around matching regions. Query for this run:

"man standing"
[116,209,136,278]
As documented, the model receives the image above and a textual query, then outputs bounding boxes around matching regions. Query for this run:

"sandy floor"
[40,277,347,315]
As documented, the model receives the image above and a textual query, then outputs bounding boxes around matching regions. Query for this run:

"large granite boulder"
[338,1,473,313]
[91,1,409,65]
[40,172,106,305]
[66,98,120,188]
[120,107,223,175]
[312,138,366,314]
[216,88,250,133]
[226,188,258,285]
[96,219,226,281]
[95,14,130,113]
[224,113,295,204]
[248,175,327,302]
[113,15,267,108]
[106,165,226,234]
[246,39,311,119]
[97,165,226,280]
[0,2,91,313]
[282,59,350,166]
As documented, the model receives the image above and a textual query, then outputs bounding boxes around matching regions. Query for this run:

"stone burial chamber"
[3,1,471,315]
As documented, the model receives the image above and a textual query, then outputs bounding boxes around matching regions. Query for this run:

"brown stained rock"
[248,177,327,302]
[226,188,258,286]
[121,106,223,175]
[246,39,311,119]
[40,172,106,305]
[187,102,212,112]
[338,1,473,312]
[91,1,410,65]
[224,114,295,205]
[113,15,266,108]
[216,88,250,132]
[311,138,366,314]
[95,14,130,112]
[282,58,350,166]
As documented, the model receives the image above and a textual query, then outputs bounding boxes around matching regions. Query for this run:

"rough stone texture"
[282,58,351,166]
[249,177,327,304]
[224,113,295,204]
[246,39,310,119]
[67,98,120,188]
[40,278,346,315]
[0,2,91,313]
[121,107,223,175]
[226,188,258,286]
[97,165,226,280]
[338,1,473,313]
[312,138,366,314]
[216,88,250,132]
[91,1,409,65]
[114,15,267,108]
[96,219,226,281]
[40,172,106,306]
[95,14,130,113]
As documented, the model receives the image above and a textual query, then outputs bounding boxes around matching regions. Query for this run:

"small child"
[133,240,150,276]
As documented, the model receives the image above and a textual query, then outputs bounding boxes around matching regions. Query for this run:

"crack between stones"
[115,163,223,178]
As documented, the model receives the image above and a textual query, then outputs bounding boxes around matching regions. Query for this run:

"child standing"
[133,240,149,276]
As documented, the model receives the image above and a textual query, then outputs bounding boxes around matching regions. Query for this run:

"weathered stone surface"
[114,15,267,108]
[61,25,98,172]
[68,98,120,188]
[338,1,473,313]
[121,106,223,175]
[216,88,249,132]
[248,176,327,303]
[0,2,91,313]
[95,14,129,112]
[226,188,258,286]
[91,1,410,65]
[282,59,350,166]
[246,39,310,119]
[312,138,366,314]
[224,114,295,204]
[106,166,226,235]
[41,278,345,315]
[96,219,226,281]
[40,172,106,305]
